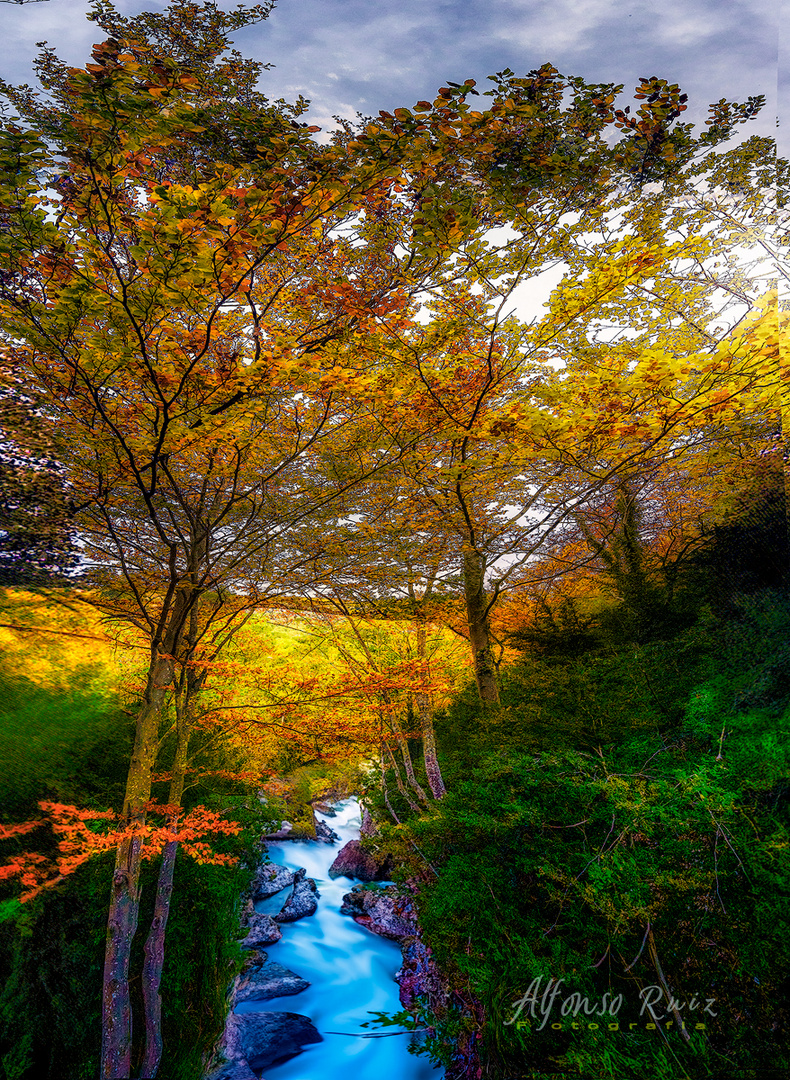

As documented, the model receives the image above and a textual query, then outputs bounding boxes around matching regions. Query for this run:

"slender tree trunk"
[415,618,446,798]
[101,652,173,1080]
[462,547,500,703]
[360,806,377,836]
[385,706,429,803]
[379,746,402,824]
[420,709,446,799]
[383,740,421,813]
[140,594,206,1078]
[140,719,190,1079]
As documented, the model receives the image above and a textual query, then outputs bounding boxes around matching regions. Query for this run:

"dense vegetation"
[364,482,790,1079]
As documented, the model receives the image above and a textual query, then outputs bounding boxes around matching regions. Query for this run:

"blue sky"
[1,0,778,143]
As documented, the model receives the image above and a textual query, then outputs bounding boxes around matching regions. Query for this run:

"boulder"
[340,884,418,940]
[250,862,295,900]
[328,839,392,882]
[274,870,319,922]
[264,820,294,840]
[222,1011,322,1071]
[239,911,282,948]
[314,817,339,844]
[312,800,337,816]
[235,959,310,1003]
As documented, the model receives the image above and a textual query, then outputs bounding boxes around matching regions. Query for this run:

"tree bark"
[360,806,377,836]
[462,547,500,703]
[383,740,421,813]
[420,708,446,799]
[101,652,173,1080]
[385,705,429,804]
[379,746,402,824]
[140,717,190,1079]
[415,617,446,798]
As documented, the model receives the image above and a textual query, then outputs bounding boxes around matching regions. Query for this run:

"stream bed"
[237,799,440,1080]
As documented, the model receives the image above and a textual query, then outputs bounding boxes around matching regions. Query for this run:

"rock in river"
[328,839,392,882]
[235,958,310,1003]
[239,910,282,948]
[274,869,319,922]
[314,817,340,843]
[222,1011,322,1071]
[250,862,295,900]
[340,884,418,940]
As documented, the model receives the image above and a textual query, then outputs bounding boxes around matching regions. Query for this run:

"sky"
[0,0,779,145]
[0,0,779,320]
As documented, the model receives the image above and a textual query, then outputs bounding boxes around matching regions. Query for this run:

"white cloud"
[488,0,619,55]
[0,0,775,143]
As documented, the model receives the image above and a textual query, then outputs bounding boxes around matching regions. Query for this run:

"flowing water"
[235,799,440,1079]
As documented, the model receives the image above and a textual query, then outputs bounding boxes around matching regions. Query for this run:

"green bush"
[386,589,790,1078]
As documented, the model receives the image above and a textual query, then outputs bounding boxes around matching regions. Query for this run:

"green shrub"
[388,590,790,1078]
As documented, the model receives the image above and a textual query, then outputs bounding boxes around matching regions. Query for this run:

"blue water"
[235,799,440,1080]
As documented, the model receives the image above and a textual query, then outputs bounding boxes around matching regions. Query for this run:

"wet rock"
[240,910,282,948]
[235,959,310,1003]
[312,800,337,816]
[250,862,295,900]
[274,870,319,922]
[264,820,294,840]
[206,1059,258,1080]
[314,817,340,844]
[329,839,392,882]
[222,1011,322,1071]
[340,884,417,940]
[396,936,446,1011]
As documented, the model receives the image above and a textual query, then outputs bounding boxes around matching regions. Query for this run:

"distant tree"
[0,379,80,586]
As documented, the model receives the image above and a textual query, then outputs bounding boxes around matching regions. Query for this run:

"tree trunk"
[415,618,446,798]
[379,746,402,824]
[101,652,173,1080]
[360,806,377,836]
[420,708,446,799]
[140,719,190,1079]
[462,547,500,703]
[140,595,206,1078]
[383,740,421,813]
[385,706,429,803]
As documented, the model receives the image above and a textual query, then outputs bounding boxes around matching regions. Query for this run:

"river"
[234,799,440,1079]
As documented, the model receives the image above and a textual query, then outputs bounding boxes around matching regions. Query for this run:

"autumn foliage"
[0,799,241,902]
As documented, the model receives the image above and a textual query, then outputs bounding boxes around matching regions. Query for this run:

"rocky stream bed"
[204,799,451,1080]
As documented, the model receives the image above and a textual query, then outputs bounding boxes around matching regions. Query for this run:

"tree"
[0,4,431,1072]
[0,374,81,585]
[357,114,779,699]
